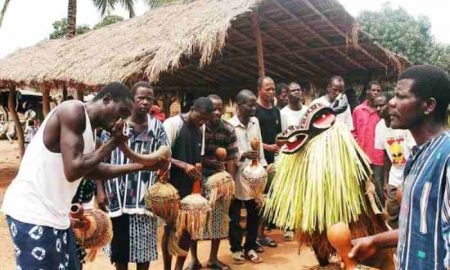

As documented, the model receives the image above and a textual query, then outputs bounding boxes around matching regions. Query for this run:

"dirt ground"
[0,140,338,270]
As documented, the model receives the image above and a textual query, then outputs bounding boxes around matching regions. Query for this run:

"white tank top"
[1,101,95,229]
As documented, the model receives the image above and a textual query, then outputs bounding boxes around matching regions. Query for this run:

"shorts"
[6,215,80,270]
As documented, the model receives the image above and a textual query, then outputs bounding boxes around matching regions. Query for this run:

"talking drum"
[70,204,112,261]
[144,171,180,225]
[241,138,267,200]
[203,148,234,205]
[177,163,211,240]
[145,170,186,256]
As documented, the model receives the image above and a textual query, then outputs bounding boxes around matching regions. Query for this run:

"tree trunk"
[0,0,11,28]
[62,85,68,101]
[76,88,84,101]
[67,0,77,39]
[8,87,25,157]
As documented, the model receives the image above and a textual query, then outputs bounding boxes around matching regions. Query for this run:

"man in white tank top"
[1,82,159,270]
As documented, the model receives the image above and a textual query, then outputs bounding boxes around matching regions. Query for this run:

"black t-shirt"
[256,103,281,164]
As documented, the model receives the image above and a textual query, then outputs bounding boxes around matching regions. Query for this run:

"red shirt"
[352,100,384,166]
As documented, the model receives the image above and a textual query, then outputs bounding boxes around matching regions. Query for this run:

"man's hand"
[96,190,108,212]
[111,118,128,144]
[348,236,378,261]
[184,163,202,180]
[243,150,259,161]
[204,159,225,172]
[156,156,171,171]
[264,144,280,153]
[70,216,88,229]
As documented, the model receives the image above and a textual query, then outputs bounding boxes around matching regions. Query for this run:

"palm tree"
[67,0,137,39]
[0,0,11,28]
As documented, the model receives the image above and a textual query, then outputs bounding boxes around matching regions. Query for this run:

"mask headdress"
[276,103,336,154]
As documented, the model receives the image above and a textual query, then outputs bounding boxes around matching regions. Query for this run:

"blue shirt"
[101,114,169,217]
[397,131,450,269]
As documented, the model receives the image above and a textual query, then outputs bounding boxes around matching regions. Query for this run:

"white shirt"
[227,116,266,200]
[311,95,354,131]
[163,114,205,152]
[375,119,416,186]
[280,105,308,131]
[163,114,184,146]
[2,101,95,229]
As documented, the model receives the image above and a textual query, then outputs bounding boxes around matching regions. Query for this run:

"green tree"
[49,19,91,39]
[358,2,450,72]
[94,15,124,29]
[49,15,124,39]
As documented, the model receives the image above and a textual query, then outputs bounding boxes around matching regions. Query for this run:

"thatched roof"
[0,0,410,92]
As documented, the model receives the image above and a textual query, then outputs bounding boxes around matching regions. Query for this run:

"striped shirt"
[101,114,169,217]
[202,119,239,176]
[397,131,450,269]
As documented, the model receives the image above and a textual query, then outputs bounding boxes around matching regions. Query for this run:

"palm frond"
[93,0,117,16]
[120,0,135,18]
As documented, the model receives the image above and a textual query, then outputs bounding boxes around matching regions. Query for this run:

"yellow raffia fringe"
[176,194,211,240]
[168,230,188,257]
[263,122,372,233]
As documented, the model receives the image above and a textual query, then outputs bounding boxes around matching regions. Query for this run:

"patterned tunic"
[397,131,450,269]
[102,114,169,263]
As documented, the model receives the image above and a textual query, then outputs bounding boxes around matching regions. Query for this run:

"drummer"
[227,89,266,265]
[186,94,238,270]
[1,83,152,270]
[162,97,213,270]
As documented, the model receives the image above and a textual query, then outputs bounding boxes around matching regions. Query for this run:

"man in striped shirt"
[349,65,450,269]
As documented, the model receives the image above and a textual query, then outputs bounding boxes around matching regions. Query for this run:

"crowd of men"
[1,64,450,270]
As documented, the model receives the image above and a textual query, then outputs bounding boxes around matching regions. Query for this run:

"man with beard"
[349,65,450,270]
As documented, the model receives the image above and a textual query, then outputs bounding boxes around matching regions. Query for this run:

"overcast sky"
[0,0,448,59]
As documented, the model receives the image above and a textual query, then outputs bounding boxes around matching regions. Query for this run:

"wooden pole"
[76,88,84,101]
[62,84,68,101]
[251,12,265,78]
[8,87,25,157]
[42,88,50,117]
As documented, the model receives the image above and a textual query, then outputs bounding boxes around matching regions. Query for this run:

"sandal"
[184,261,203,270]
[232,251,245,265]
[255,241,264,253]
[258,236,278,247]
[207,260,231,270]
[283,230,294,242]
[245,249,263,264]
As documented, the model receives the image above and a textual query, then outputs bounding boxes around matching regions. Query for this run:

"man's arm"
[85,162,146,180]
[171,158,201,180]
[226,158,236,179]
[58,104,125,182]
[349,230,398,261]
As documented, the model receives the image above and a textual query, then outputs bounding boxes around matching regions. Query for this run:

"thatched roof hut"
[0,0,410,93]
